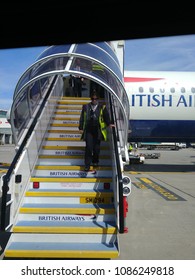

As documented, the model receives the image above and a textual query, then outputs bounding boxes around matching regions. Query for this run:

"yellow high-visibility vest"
[81,105,108,141]
[92,63,104,72]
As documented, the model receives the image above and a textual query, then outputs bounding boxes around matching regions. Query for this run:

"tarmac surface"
[0,145,195,260]
[118,147,195,260]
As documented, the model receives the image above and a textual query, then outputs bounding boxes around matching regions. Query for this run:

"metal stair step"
[4,233,119,259]
[54,112,81,116]
[23,189,114,204]
[50,123,79,128]
[40,145,110,155]
[32,165,112,178]
[19,203,115,214]
[30,177,112,183]
[37,157,111,165]
[16,213,115,223]
[42,140,109,147]
[46,130,82,138]
[36,158,111,166]
[25,188,113,198]
[55,107,81,111]
[49,125,79,130]
[52,116,79,120]
[13,220,117,234]
[58,99,89,105]
[45,136,82,142]
[25,188,113,197]
[55,105,82,110]
[29,180,112,190]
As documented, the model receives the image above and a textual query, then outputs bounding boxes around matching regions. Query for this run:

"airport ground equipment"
[142,153,160,159]
[128,153,145,164]
[139,142,186,150]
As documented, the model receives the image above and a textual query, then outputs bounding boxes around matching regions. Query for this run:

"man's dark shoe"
[93,162,99,167]
[84,166,90,172]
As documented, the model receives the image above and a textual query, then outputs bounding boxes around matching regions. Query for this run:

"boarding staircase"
[3,96,119,259]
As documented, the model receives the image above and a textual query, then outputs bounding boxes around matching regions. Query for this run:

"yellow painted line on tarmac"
[137,177,186,201]
[132,182,148,189]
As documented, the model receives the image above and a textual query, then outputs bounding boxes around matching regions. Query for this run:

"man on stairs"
[79,90,115,172]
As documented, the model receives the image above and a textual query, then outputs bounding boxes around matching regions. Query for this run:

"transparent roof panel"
[14,43,123,100]
[91,42,120,67]
[74,43,123,81]
[36,45,71,60]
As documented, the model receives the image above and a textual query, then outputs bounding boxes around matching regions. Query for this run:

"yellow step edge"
[35,165,112,170]
[38,155,110,159]
[42,145,108,150]
[30,177,112,183]
[56,106,82,109]
[50,124,78,127]
[45,137,81,141]
[25,191,113,197]
[42,145,85,150]
[57,102,88,105]
[39,155,87,159]
[19,207,115,214]
[25,191,113,198]
[5,250,118,259]
[61,96,90,100]
[58,100,89,103]
[54,112,81,115]
[13,226,117,234]
[48,129,82,133]
[52,117,79,120]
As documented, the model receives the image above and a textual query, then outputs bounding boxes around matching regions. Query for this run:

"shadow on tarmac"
[124,163,195,172]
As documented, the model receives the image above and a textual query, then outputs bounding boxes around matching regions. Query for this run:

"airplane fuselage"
[124,70,195,143]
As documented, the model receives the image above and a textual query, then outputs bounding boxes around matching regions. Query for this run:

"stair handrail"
[108,94,125,233]
[0,77,58,231]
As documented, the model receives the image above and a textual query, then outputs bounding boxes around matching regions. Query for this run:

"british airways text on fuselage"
[124,71,195,142]
[129,93,195,107]
[124,72,195,108]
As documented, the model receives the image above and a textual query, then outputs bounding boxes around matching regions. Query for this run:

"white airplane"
[123,70,195,144]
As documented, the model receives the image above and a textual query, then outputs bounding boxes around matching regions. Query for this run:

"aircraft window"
[149,87,154,93]
[191,87,195,93]
[139,87,144,93]
[160,88,165,93]
[181,87,185,93]
[170,87,175,93]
